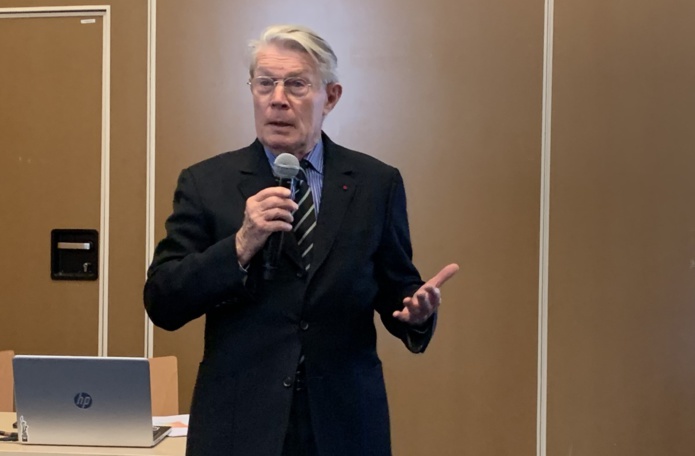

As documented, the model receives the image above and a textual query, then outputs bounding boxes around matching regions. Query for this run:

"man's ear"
[323,83,343,116]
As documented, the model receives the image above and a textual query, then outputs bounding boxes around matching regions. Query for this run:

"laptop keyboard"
[153,425,171,441]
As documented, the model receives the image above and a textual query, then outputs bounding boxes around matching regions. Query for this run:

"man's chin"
[261,135,302,155]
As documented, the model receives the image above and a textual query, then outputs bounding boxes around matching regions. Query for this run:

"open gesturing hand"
[393,263,459,326]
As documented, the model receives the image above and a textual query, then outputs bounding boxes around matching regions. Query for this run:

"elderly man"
[145,24,458,456]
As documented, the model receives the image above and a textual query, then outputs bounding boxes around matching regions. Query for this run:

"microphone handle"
[263,177,296,280]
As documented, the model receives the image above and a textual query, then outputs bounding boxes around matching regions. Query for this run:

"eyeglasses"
[247,76,313,97]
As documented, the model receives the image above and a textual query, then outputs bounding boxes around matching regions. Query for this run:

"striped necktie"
[293,160,317,271]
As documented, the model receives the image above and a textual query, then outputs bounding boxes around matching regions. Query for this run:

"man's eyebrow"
[254,69,309,78]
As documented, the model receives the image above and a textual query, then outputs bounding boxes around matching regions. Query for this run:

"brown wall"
[153,1,543,455]
[547,0,695,455]
[105,0,149,357]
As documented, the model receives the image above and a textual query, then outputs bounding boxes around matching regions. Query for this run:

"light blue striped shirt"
[264,141,324,214]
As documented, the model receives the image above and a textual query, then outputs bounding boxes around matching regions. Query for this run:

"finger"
[414,290,433,318]
[426,263,460,288]
[264,220,294,232]
[257,195,298,213]
[403,297,422,321]
[429,288,442,311]
[392,309,410,322]
[422,285,441,310]
[414,290,428,310]
[261,207,294,224]
[399,292,426,324]
[253,186,292,201]
[243,207,293,237]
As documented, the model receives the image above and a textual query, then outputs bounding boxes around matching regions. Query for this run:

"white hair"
[249,24,339,84]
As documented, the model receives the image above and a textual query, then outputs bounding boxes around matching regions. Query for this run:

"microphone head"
[272,153,301,179]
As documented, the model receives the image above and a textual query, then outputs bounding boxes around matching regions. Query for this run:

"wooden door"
[0,10,106,355]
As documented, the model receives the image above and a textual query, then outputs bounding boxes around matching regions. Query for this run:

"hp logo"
[74,392,93,409]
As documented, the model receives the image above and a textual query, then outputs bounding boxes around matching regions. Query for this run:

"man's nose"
[269,84,289,108]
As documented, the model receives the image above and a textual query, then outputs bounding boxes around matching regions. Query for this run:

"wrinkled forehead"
[252,41,319,77]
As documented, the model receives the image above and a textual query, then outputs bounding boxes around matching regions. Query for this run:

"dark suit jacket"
[144,134,435,456]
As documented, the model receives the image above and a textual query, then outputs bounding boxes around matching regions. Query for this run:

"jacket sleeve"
[373,168,437,353]
[144,168,250,331]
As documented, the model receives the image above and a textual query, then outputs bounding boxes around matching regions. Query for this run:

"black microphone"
[263,153,300,280]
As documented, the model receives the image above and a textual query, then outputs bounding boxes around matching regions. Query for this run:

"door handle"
[56,242,92,250]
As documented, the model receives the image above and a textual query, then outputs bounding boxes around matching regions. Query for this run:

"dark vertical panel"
[156,1,543,453]
[549,0,695,454]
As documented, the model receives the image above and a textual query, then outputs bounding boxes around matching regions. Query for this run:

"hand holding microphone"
[235,154,301,272]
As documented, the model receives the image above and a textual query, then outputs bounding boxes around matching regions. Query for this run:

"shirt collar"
[263,139,324,175]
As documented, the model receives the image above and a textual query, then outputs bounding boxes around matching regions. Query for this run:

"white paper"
[153,414,190,437]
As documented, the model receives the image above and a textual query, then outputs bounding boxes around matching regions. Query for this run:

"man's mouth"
[268,121,293,128]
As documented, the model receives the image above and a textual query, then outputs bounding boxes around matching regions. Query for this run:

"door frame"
[144,0,156,359]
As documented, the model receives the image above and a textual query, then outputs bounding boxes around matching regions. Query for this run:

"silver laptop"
[13,355,171,447]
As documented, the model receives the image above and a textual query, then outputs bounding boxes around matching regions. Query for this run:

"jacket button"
[300,320,309,331]
[296,271,305,278]
[282,376,293,388]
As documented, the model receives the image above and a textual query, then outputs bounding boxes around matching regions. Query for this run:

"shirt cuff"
[404,313,436,353]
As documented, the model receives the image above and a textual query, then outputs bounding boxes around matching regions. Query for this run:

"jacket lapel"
[236,140,303,270]
[308,136,356,282]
